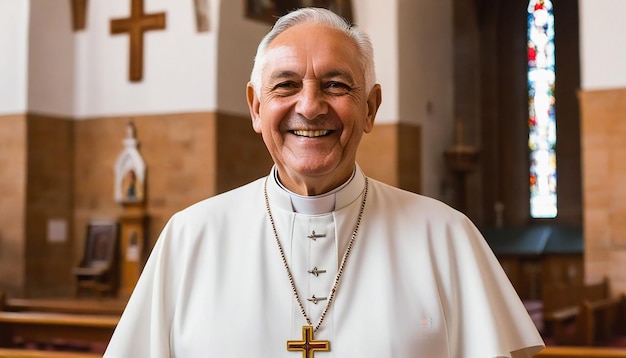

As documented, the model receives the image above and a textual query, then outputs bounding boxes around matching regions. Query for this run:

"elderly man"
[104,7,544,357]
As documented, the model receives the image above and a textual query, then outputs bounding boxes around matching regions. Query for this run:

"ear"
[364,84,382,133]
[246,82,262,133]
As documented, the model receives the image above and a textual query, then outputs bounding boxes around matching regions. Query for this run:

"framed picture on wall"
[81,220,118,267]
[72,220,119,297]
[84,220,118,268]
[245,0,353,25]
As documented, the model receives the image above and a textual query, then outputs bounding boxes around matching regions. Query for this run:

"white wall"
[355,1,399,125]
[215,1,271,115]
[73,0,218,118]
[354,0,454,199]
[579,0,626,90]
[21,0,219,118]
[0,0,29,115]
[3,0,433,122]
[398,0,454,199]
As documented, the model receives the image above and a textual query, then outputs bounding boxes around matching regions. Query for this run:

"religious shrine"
[114,121,149,298]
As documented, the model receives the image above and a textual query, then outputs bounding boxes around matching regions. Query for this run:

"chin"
[295,166,333,178]
[281,152,348,177]
[294,160,349,178]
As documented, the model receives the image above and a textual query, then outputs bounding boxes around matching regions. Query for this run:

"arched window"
[527,0,557,218]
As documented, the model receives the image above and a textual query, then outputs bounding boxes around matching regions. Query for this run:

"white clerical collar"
[274,169,355,214]
[267,164,367,215]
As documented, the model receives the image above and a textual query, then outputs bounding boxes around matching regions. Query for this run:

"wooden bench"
[543,277,610,329]
[0,311,118,349]
[5,298,125,316]
[550,294,626,346]
[543,277,611,337]
[0,348,101,358]
[535,346,626,358]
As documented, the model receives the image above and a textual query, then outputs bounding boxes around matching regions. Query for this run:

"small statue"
[126,121,137,139]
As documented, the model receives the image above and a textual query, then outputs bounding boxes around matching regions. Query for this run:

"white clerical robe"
[104,165,544,357]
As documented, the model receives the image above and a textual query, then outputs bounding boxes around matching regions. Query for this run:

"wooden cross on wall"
[110,0,166,82]
[70,0,88,31]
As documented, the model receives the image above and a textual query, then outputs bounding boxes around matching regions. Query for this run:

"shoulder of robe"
[168,177,266,224]
[367,177,468,223]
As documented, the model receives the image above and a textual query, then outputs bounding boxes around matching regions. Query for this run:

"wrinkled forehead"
[262,23,364,82]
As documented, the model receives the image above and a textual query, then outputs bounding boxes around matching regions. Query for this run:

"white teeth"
[293,130,330,137]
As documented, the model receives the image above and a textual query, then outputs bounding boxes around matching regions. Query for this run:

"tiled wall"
[357,123,421,194]
[215,113,273,193]
[0,115,27,297]
[72,113,220,266]
[579,87,626,295]
[25,115,74,297]
[0,112,421,298]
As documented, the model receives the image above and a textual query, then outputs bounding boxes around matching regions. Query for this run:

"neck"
[275,165,356,196]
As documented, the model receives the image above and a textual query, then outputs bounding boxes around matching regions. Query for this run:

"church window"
[527,0,557,218]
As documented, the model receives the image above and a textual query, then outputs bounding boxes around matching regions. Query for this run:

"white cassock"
[104,165,544,358]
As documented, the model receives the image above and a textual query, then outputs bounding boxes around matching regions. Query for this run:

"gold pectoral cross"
[287,326,330,358]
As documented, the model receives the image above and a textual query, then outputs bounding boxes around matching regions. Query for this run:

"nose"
[295,82,328,120]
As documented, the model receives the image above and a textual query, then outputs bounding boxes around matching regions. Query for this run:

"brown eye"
[325,81,351,95]
[272,81,300,95]
[274,81,294,89]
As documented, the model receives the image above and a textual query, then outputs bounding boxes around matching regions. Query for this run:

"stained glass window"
[528,0,557,218]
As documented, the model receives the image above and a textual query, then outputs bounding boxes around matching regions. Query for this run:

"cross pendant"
[287,326,330,358]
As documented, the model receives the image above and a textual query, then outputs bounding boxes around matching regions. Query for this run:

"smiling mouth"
[291,130,332,138]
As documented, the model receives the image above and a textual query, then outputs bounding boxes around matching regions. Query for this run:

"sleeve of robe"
[367,181,545,357]
[103,216,181,358]
[440,214,545,357]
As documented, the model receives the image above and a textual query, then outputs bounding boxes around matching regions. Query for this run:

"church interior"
[1,0,626,356]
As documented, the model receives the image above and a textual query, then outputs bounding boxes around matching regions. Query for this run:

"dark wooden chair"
[72,220,119,297]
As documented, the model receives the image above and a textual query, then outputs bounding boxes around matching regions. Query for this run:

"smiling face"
[247,23,382,196]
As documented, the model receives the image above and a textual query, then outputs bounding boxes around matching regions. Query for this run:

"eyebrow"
[268,69,356,85]
[324,70,356,85]
[268,70,299,83]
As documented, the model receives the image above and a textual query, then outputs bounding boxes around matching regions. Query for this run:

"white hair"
[249,7,376,97]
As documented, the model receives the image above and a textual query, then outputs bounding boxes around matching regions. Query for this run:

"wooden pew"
[543,277,610,329]
[0,311,118,348]
[0,348,101,358]
[0,292,116,355]
[5,297,125,316]
[551,294,626,346]
[535,346,626,358]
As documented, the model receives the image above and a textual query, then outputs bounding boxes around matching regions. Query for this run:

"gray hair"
[249,7,376,97]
